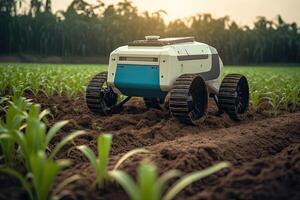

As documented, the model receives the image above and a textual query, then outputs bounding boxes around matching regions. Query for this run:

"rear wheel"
[85,72,123,115]
[169,74,208,125]
[218,74,249,121]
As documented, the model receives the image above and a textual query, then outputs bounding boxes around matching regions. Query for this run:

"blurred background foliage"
[0,0,300,64]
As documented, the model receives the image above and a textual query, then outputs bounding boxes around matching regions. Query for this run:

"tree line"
[1,0,300,64]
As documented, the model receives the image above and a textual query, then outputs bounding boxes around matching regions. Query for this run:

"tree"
[0,0,299,64]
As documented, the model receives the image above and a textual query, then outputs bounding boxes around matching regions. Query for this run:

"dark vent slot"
[119,57,158,62]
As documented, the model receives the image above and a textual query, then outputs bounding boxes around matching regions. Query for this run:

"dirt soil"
[1,93,300,200]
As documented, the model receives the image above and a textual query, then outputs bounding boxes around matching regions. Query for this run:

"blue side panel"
[114,64,166,98]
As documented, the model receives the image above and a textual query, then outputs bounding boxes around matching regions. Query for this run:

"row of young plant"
[0,63,106,97]
[1,63,299,115]
[0,96,229,200]
[225,67,300,116]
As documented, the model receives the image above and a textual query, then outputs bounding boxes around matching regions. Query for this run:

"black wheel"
[218,74,249,121]
[143,97,165,109]
[85,72,120,115]
[169,74,208,125]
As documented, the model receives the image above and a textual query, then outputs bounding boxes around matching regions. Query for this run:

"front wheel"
[85,72,121,115]
[169,74,208,125]
[218,74,249,121]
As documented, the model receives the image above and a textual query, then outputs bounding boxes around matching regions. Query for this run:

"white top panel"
[112,41,214,57]
[170,42,211,55]
[111,45,177,57]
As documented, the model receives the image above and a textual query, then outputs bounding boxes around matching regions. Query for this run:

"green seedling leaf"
[138,163,159,200]
[30,151,63,200]
[39,109,50,120]
[0,134,12,140]
[56,159,72,167]
[163,162,230,200]
[97,134,112,186]
[77,145,99,174]
[46,120,69,146]
[110,170,139,200]
[113,148,149,171]
[156,170,181,197]
[50,130,85,159]
[54,174,82,197]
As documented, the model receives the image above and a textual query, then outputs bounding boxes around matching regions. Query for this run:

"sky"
[51,0,300,26]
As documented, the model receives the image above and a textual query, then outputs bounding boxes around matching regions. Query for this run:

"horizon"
[49,0,300,26]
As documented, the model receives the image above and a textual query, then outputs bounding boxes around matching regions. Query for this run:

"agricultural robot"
[85,36,249,125]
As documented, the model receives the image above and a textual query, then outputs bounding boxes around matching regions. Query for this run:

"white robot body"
[107,37,223,98]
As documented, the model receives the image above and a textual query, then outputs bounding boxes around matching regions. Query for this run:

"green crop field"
[1,63,300,115]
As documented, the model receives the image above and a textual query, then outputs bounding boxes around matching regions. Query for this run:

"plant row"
[0,64,105,97]
[225,67,300,115]
[1,64,299,115]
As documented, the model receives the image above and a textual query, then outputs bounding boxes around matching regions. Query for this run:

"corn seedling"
[16,104,85,169]
[30,151,71,200]
[264,92,284,116]
[0,96,85,171]
[0,97,84,200]
[250,90,261,111]
[283,85,300,112]
[111,161,230,200]
[0,96,30,165]
[77,134,149,187]
[0,151,76,200]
